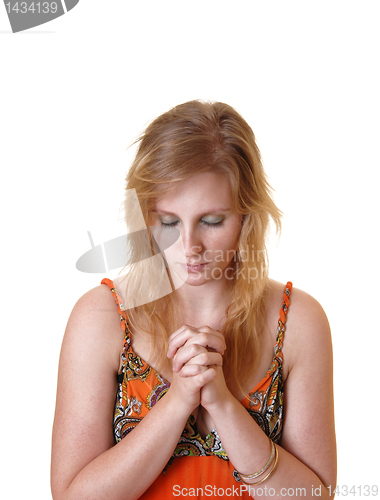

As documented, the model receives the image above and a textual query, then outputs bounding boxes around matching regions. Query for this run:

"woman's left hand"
[199,364,232,412]
[167,325,232,411]
[167,325,226,366]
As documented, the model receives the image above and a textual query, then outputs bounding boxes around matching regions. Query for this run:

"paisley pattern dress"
[101,278,292,498]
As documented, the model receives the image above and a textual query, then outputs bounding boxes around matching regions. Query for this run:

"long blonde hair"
[122,100,281,386]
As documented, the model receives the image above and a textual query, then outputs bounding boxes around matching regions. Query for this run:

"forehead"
[155,171,234,213]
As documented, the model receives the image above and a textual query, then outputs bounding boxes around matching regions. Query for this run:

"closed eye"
[160,219,223,228]
[160,220,180,228]
[201,220,223,227]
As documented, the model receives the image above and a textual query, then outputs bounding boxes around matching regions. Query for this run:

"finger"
[197,325,223,336]
[168,328,226,359]
[179,367,217,389]
[168,324,194,343]
[178,364,209,377]
[192,366,217,387]
[181,332,226,355]
[168,325,224,349]
[173,346,223,373]
[192,326,225,344]
[172,343,208,372]
[167,325,200,358]
[184,351,223,368]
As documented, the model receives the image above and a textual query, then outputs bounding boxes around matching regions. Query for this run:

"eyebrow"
[152,208,231,216]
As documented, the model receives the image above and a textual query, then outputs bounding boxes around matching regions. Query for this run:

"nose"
[181,227,202,260]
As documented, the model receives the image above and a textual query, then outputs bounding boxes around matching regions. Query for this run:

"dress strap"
[100,278,130,339]
[274,281,293,355]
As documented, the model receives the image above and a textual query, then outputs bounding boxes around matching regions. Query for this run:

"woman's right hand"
[166,325,224,413]
[52,289,211,500]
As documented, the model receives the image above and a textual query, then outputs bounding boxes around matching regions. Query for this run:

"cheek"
[225,221,242,249]
[210,221,241,248]
[207,231,240,262]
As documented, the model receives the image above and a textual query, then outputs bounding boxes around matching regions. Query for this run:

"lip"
[179,262,208,273]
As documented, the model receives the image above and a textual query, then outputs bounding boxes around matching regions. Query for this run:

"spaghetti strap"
[106,276,293,475]
[274,281,293,355]
[100,278,130,339]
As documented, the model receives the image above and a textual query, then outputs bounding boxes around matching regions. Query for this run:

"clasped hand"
[167,325,230,413]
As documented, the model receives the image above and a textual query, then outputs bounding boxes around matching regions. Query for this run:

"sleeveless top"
[101,278,293,498]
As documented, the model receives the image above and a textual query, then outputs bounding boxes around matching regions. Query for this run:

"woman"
[51,100,336,499]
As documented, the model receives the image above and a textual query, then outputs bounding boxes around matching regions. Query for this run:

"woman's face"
[150,171,243,287]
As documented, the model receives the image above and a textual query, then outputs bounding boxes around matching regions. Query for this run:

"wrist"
[201,389,236,417]
[164,385,198,419]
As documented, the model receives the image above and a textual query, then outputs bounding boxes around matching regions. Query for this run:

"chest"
[114,340,284,451]
[117,323,283,442]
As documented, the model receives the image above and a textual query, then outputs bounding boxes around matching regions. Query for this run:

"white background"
[1,1,379,498]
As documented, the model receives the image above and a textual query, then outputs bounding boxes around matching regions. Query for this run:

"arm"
[51,286,215,500]
[172,289,337,499]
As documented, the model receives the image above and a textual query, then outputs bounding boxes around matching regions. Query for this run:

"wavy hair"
[121,100,282,388]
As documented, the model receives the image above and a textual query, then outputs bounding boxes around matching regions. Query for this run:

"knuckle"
[198,332,208,344]
[194,343,206,355]
[199,367,213,384]
[198,352,209,365]
[190,343,199,356]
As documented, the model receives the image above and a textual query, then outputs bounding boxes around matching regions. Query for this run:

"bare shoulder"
[70,282,120,317]
[266,279,332,374]
[62,283,124,371]
[52,284,125,498]
[266,280,336,488]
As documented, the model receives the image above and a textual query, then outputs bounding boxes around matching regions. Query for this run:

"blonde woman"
[51,101,336,499]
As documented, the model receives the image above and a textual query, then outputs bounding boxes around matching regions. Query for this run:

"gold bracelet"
[237,439,275,481]
[238,445,278,486]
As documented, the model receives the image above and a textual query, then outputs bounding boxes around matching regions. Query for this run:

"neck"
[174,278,231,328]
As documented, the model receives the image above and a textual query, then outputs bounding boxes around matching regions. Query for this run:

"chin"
[169,267,209,287]
[184,276,210,286]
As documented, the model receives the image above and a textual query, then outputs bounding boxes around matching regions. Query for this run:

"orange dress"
[101,278,292,499]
